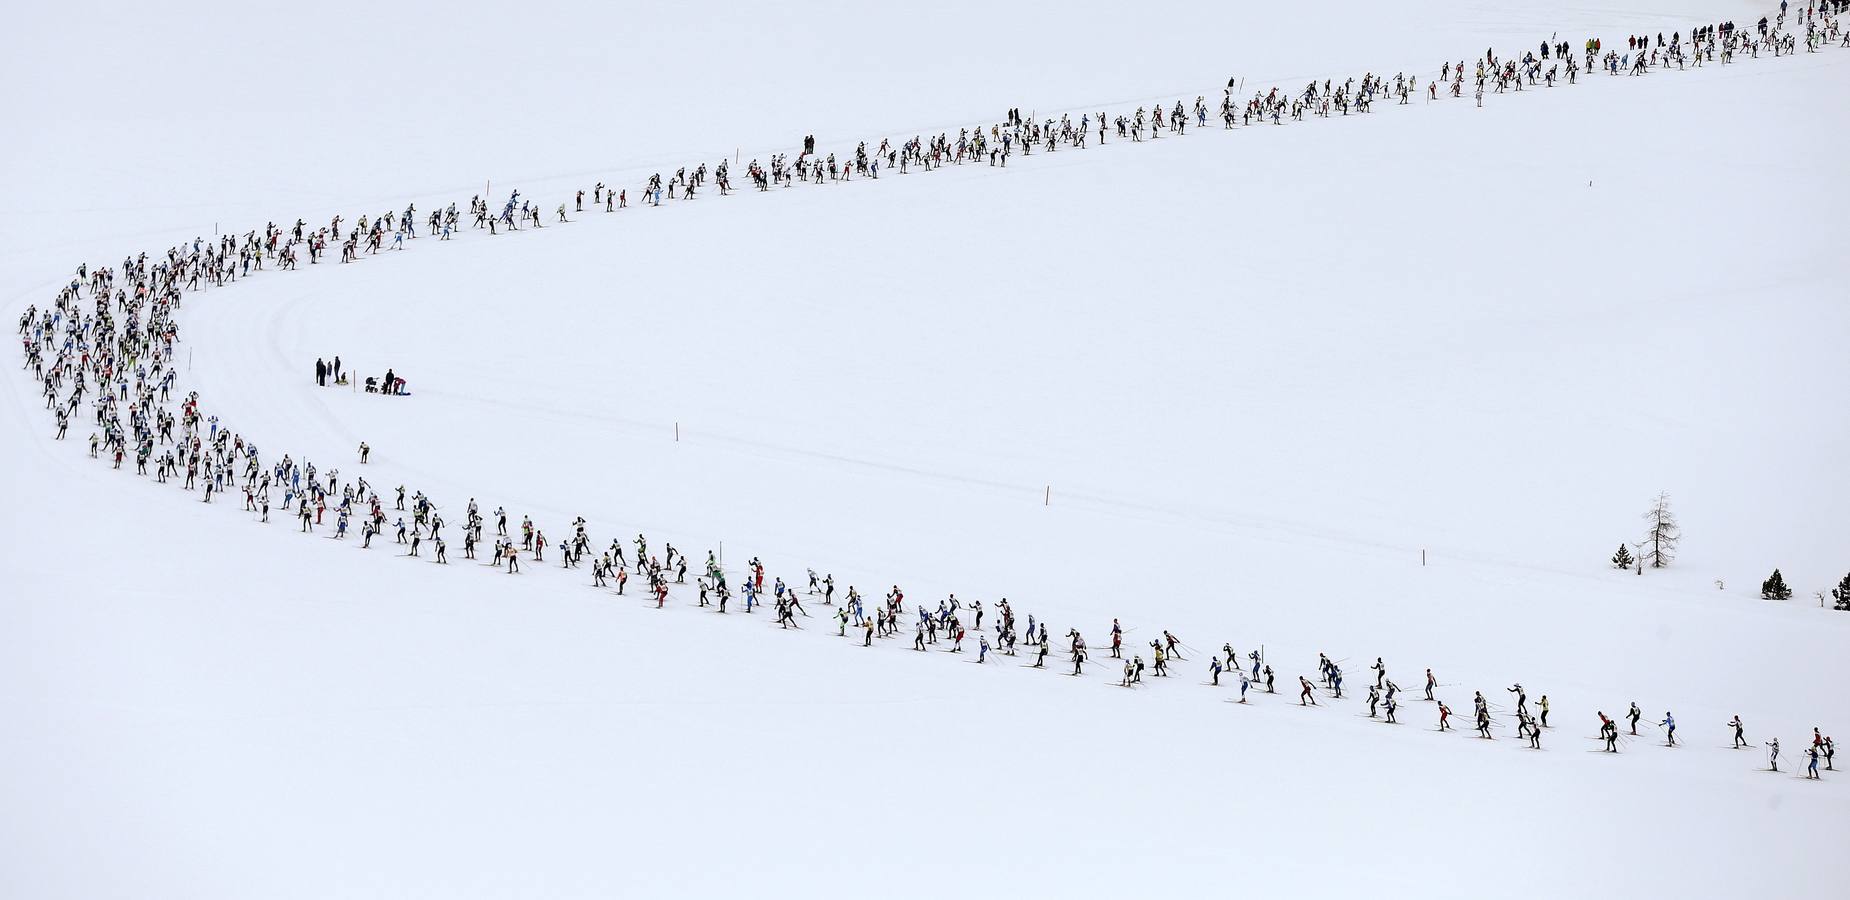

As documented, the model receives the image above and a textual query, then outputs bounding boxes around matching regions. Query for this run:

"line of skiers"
[13,2,1844,786]
[17,256,1838,776]
[229,6,1847,273]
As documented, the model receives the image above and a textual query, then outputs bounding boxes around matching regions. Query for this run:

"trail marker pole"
[1421,549,1426,566]
[675,422,680,442]
[1044,485,1050,506]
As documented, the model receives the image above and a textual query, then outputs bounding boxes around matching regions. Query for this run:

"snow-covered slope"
[3,1,1846,898]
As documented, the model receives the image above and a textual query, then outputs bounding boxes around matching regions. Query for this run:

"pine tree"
[1640,492,1679,569]
[1832,572,1850,611]
[1760,569,1792,601]
[1611,544,1634,569]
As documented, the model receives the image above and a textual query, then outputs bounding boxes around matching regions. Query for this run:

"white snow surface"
[3,1,1848,898]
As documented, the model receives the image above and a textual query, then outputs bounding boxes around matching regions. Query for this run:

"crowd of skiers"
[146,6,1843,261]
[17,253,1838,777]
[13,3,1845,781]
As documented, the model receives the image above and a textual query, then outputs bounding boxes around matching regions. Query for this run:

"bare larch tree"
[1641,492,1679,569]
